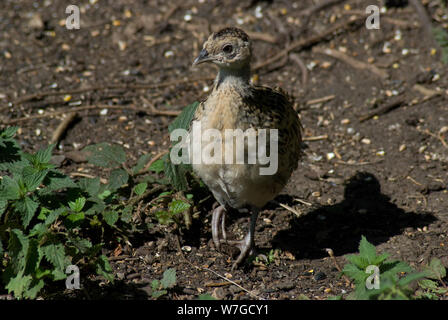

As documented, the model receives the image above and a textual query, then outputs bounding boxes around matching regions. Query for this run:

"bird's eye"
[222,44,233,53]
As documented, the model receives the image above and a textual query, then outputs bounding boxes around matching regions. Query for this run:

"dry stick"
[359,98,405,123]
[174,235,264,300]
[289,53,308,87]
[301,0,347,17]
[10,77,213,106]
[306,95,335,106]
[313,47,388,79]
[253,15,365,71]
[326,248,351,286]
[50,112,78,145]
[303,134,328,141]
[140,150,169,175]
[1,104,180,125]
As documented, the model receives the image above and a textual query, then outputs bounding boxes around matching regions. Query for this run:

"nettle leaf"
[132,153,152,174]
[107,168,129,191]
[0,199,7,219]
[7,229,29,273]
[102,211,119,226]
[345,254,369,270]
[358,236,377,264]
[160,268,176,289]
[68,197,86,213]
[0,175,21,200]
[77,177,101,196]
[425,258,446,280]
[133,182,148,196]
[0,126,18,140]
[39,170,77,195]
[83,143,126,168]
[149,159,165,173]
[155,210,175,225]
[163,154,191,191]
[35,144,55,164]
[168,200,191,215]
[22,166,48,192]
[5,273,33,298]
[168,101,199,133]
[342,263,367,285]
[42,243,67,279]
[96,255,114,282]
[15,197,39,228]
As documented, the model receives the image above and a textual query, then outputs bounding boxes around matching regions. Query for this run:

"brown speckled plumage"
[190,27,302,269]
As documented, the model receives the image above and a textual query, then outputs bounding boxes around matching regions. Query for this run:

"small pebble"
[100,108,108,115]
[326,152,335,160]
[399,144,406,152]
[361,138,371,145]
[341,118,350,125]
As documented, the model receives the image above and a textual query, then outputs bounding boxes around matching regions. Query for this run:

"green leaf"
[83,143,126,168]
[22,166,48,191]
[68,197,86,212]
[107,168,129,191]
[35,144,55,164]
[149,159,165,173]
[0,199,7,219]
[0,126,18,140]
[133,182,148,196]
[198,294,216,300]
[168,200,191,215]
[103,210,119,226]
[168,101,199,133]
[132,153,152,174]
[66,212,85,224]
[5,273,33,298]
[77,177,101,196]
[7,229,29,274]
[163,154,191,191]
[359,236,377,265]
[160,268,176,289]
[425,258,446,280]
[0,175,21,200]
[15,197,39,228]
[154,211,175,225]
[39,170,77,194]
[120,205,133,223]
[96,255,114,282]
[42,243,67,278]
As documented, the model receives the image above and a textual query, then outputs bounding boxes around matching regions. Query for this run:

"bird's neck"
[215,64,251,91]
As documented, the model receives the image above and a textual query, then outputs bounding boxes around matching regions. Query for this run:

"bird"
[190,27,302,270]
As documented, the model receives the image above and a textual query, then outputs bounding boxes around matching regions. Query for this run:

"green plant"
[416,258,448,299]
[342,236,426,300]
[0,125,193,299]
[150,268,177,299]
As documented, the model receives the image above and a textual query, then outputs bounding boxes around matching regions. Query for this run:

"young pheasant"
[190,27,302,269]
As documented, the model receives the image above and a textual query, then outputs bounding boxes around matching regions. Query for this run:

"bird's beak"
[192,49,212,66]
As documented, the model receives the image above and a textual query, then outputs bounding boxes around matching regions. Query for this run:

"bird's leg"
[224,208,259,270]
[211,205,226,250]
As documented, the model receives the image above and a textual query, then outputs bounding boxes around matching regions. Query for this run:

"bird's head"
[192,27,252,70]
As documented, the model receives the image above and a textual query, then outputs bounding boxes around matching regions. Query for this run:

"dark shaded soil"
[1,0,447,299]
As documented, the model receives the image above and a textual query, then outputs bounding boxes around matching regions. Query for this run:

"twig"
[325,248,351,286]
[127,185,166,207]
[303,134,328,141]
[10,77,212,106]
[301,0,346,17]
[294,198,312,206]
[313,47,388,79]
[336,159,384,166]
[205,280,242,287]
[253,15,365,71]
[70,172,108,184]
[139,150,169,175]
[50,112,78,145]
[359,99,405,122]
[277,202,304,218]
[289,53,308,87]
[174,235,264,300]
[1,104,180,125]
[306,95,335,106]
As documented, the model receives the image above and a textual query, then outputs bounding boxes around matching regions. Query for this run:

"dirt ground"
[1,0,447,300]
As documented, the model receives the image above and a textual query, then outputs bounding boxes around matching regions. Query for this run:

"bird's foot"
[221,234,256,270]
[211,205,227,251]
